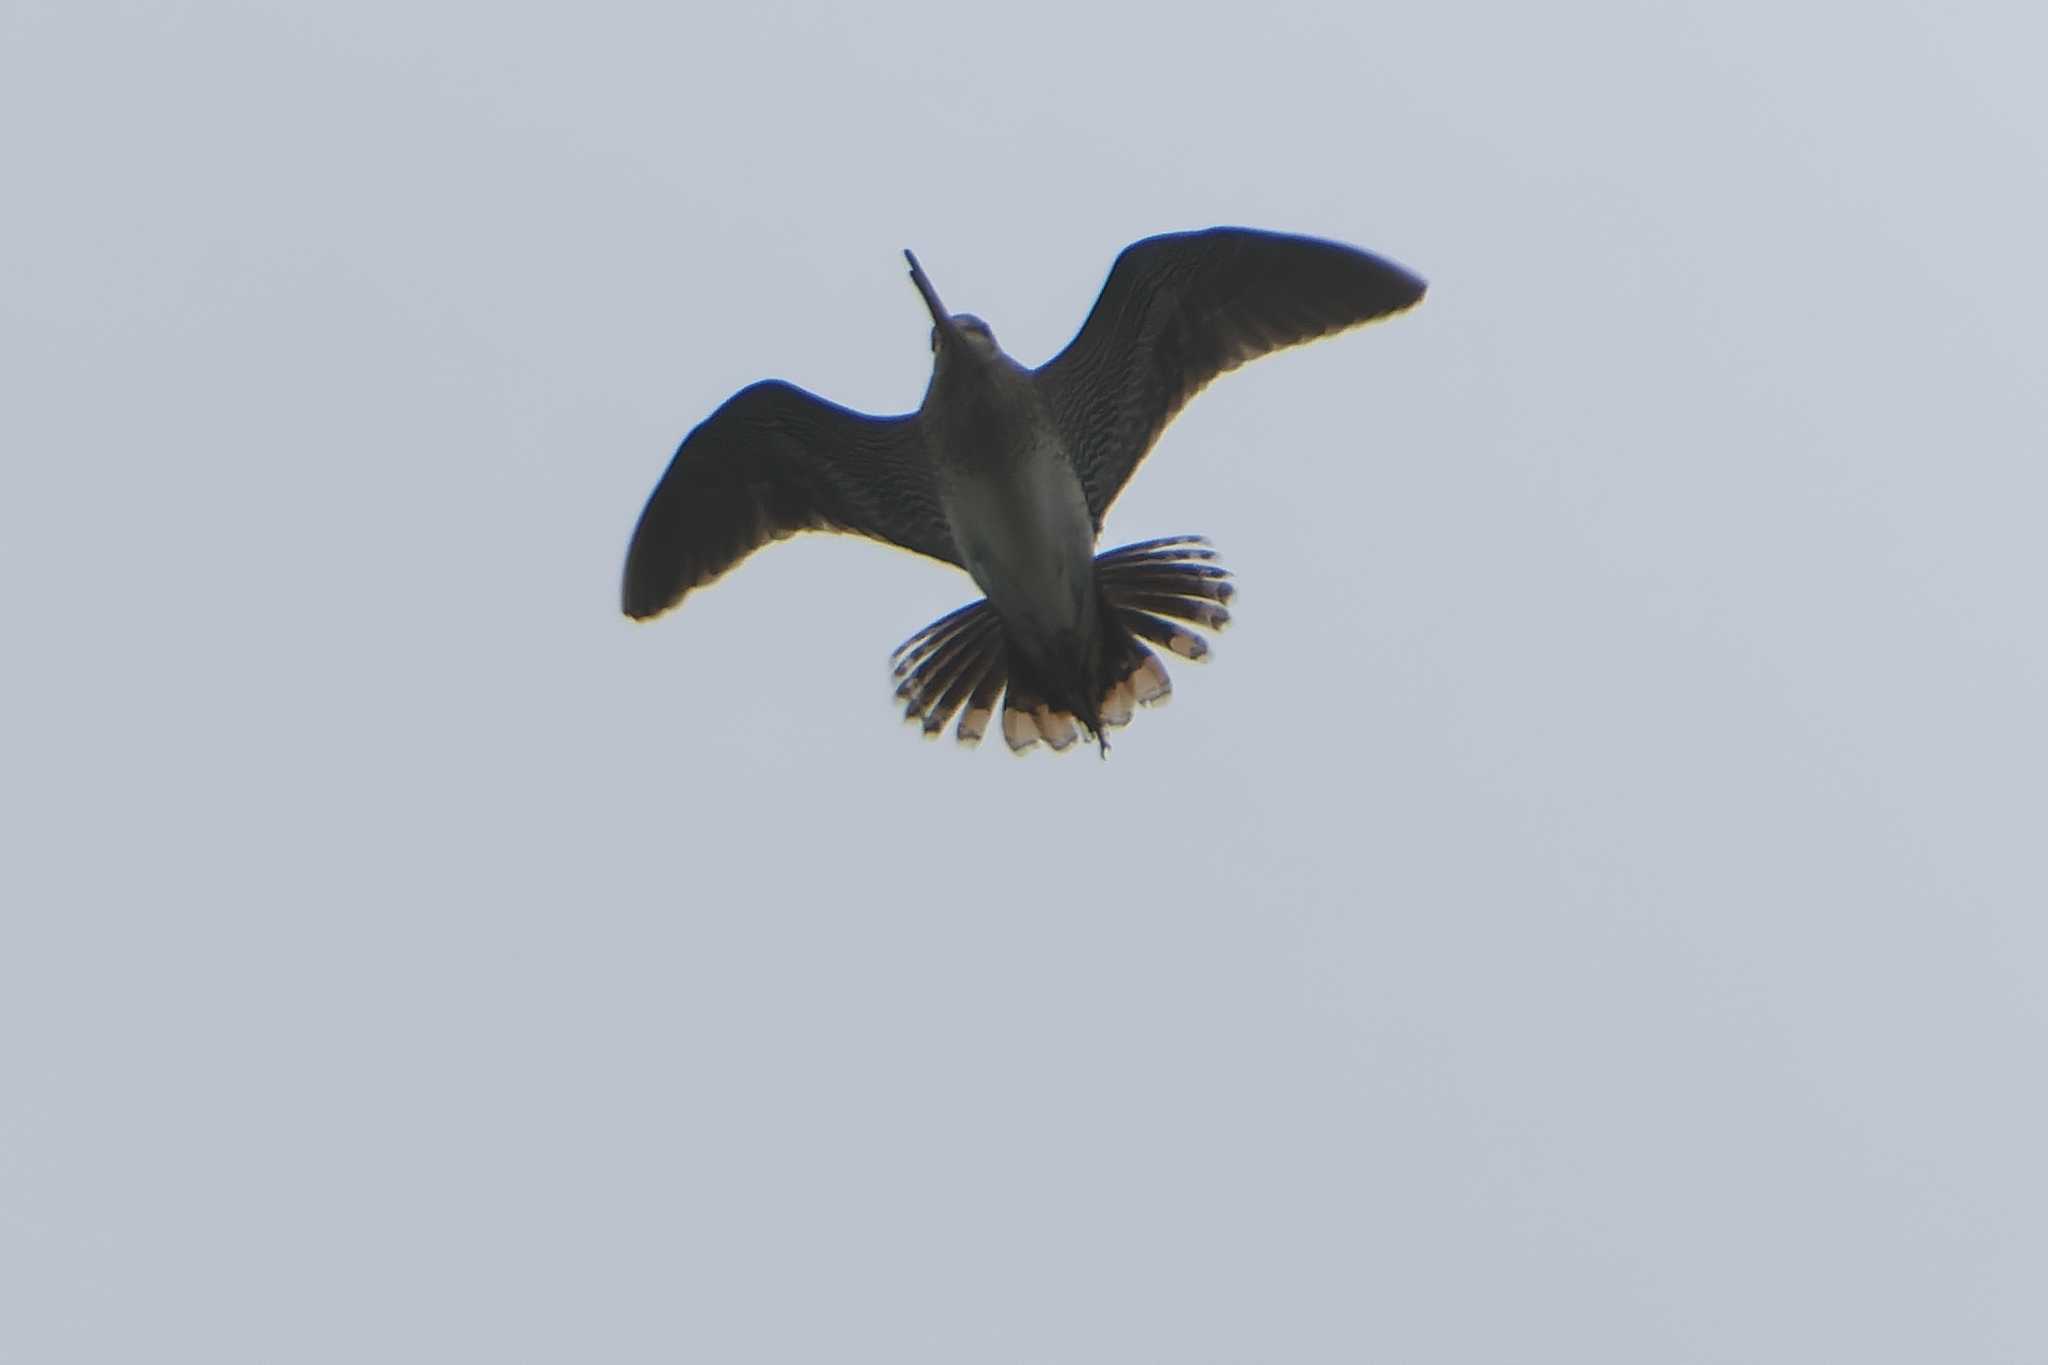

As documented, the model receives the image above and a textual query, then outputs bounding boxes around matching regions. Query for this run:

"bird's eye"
[929,325,940,353]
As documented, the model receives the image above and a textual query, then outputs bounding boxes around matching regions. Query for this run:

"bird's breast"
[938,431,1098,647]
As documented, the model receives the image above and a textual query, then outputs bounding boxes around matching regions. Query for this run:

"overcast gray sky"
[4,0,2045,1360]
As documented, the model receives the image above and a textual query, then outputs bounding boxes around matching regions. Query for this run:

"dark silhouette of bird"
[622,227,1425,754]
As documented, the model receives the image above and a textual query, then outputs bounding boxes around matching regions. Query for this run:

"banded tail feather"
[889,536,1232,754]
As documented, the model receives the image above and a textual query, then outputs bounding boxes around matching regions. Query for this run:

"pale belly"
[939,438,1098,647]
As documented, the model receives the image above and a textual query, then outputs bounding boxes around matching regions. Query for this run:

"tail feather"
[1099,565,1235,601]
[957,663,1006,746]
[887,534,1232,754]
[1100,534,1216,558]
[890,597,984,675]
[918,648,1000,737]
[1100,674,1136,729]
[1000,673,1049,753]
[892,601,987,679]
[897,612,1000,727]
[1114,592,1232,632]
[1119,609,1212,661]
[1033,706,1081,752]
[1000,704,1042,753]
[1128,651,1172,706]
[894,610,997,704]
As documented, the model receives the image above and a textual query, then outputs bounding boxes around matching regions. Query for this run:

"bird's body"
[916,313,1104,730]
[622,227,1425,753]
[935,418,1098,671]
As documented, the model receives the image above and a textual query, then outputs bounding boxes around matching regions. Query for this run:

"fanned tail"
[889,535,1232,755]
[1097,534,1233,664]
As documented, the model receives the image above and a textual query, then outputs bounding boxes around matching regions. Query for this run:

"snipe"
[622,227,1425,754]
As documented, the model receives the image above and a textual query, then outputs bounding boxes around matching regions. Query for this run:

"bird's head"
[905,250,1000,363]
[930,313,996,355]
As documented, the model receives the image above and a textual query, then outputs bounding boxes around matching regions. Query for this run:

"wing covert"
[1034,227,1426,524]
[621,380,958,620]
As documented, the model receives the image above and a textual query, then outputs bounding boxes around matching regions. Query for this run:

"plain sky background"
[4,0,2045,1360]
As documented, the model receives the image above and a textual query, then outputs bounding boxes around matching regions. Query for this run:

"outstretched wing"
[622,379,958,620]
[1034,227,1426,524]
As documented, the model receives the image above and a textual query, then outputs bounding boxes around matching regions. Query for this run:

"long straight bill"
[904,249,954,331]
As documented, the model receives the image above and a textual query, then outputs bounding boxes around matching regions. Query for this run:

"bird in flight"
[622,227,1425,755]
